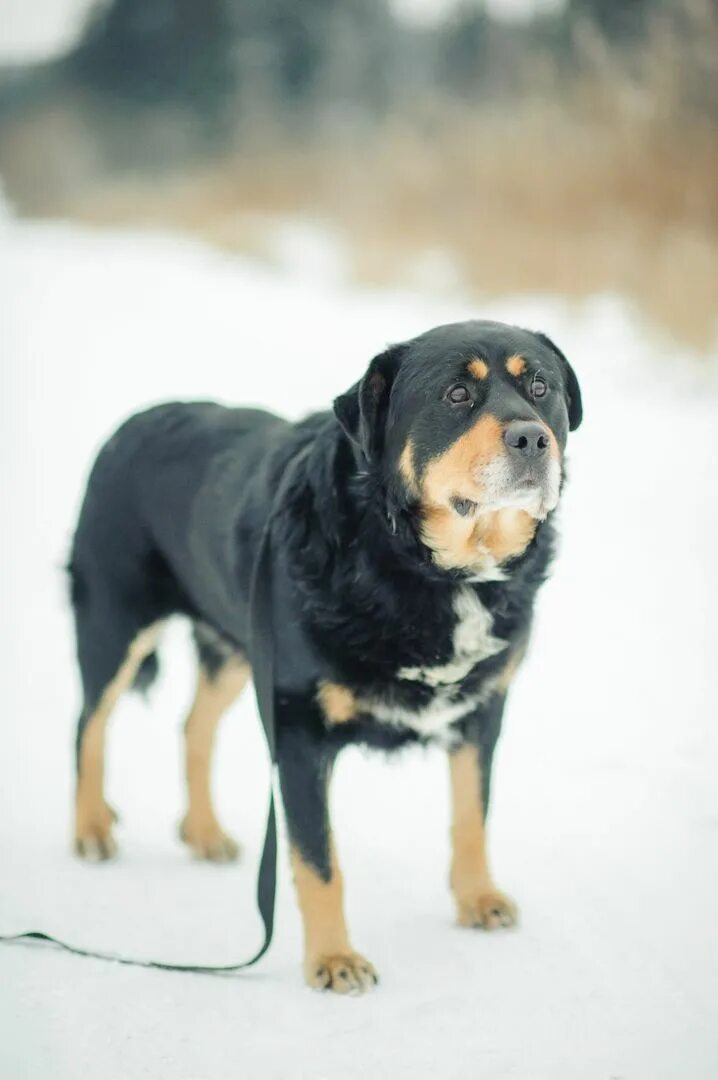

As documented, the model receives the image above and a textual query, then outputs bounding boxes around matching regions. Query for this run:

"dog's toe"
[305,951,379,994]
[201,833,240,863]
[456,888,518,930]
[74,830,117,862]
[74,802,118,861]
[179,816,240,863]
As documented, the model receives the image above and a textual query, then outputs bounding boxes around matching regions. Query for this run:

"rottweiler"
[69,319,582,992]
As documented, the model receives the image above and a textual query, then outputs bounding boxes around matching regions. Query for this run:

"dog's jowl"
[69,320,582,992]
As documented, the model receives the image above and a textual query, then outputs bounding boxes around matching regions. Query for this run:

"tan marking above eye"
[505,355,527,377]
[468,358,489,380]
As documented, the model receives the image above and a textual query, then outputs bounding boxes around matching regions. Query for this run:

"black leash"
[0,446,308,975]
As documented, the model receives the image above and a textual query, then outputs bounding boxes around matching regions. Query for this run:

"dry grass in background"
[61,102,718,351]
[2,6,717,350]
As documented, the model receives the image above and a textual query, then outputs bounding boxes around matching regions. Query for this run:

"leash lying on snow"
[0,446,309,975]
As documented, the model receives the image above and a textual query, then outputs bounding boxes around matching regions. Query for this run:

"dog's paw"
[74,802,118,861]
[179,814,240,863]
[455,888,518,930]
[305,951,379,994]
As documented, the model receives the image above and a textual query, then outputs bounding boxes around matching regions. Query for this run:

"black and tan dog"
[69,319,581,993]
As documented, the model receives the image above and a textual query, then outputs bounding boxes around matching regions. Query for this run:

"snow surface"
[1,196,717,1080]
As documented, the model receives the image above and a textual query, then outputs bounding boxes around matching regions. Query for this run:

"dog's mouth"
[451,453,561,521]
[512,467,549,496]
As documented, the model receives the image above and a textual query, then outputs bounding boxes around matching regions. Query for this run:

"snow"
[1,195,717,1080]
[0,0,92,64]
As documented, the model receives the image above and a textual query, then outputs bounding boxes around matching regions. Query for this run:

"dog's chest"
[359,586,507,741]
[397,587,505,687]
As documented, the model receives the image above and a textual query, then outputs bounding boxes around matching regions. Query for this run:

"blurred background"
[1,0,717,347]
[2,5,718,1079]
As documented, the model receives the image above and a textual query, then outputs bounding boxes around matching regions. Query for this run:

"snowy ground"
[1,197,717,1080]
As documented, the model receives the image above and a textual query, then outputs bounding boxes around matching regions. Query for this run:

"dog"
[69,319,582,993]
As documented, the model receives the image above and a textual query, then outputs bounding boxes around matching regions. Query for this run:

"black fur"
[70,319,581,890]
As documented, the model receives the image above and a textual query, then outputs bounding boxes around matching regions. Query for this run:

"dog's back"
[69,402,285,735]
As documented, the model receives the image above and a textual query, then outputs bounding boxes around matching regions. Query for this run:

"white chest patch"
[357,587,508,746]
[361,687,485,744]
[398,587,507,688]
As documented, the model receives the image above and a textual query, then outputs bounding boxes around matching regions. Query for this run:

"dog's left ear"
[333,345,404,462]
[535,332,583,431]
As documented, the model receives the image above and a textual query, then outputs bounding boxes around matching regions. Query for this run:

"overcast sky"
[1,0,566,64]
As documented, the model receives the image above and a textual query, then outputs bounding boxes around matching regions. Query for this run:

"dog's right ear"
[333,345,404,463]
[534,331,583,432]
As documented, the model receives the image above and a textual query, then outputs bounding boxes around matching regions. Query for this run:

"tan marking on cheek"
[420,506,479,571]
[420,507,536,572]
[423,507,490,574]
[546,426,560,461]
[417,416,537,571]
[505,354,527,377]
[449,744,516,928]
[317,681,357,725]
[422,414,504,508]
[468,358,489,380]
[418,414,497,567]
[398,437,418,497]
[416,416,541,571]
[474,508,537,563]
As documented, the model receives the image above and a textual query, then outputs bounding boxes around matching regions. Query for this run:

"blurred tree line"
[57,0,717,134]
[65,0,402,125]
[0,0,714,177]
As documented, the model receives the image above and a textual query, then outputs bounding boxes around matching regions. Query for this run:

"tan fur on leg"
[291,844,378,993]
[75,624,161,860]
[180,659,250,862]
[449,743,517,929]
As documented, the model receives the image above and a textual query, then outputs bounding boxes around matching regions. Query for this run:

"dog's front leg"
[276,701,378,993]
[449,693,518,930]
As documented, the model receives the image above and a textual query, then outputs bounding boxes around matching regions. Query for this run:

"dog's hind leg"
[179,624,250,862]
[74,615,162,860]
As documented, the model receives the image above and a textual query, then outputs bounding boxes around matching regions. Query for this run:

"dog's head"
[334,320,582,574]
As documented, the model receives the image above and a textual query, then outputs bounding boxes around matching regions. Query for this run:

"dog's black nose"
[503,421,549,458]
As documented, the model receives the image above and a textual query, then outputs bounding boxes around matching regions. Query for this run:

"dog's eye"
[530,375,548,399]
[446,385,471,404]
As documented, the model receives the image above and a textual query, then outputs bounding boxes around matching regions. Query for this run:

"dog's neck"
[295,421,552,597]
